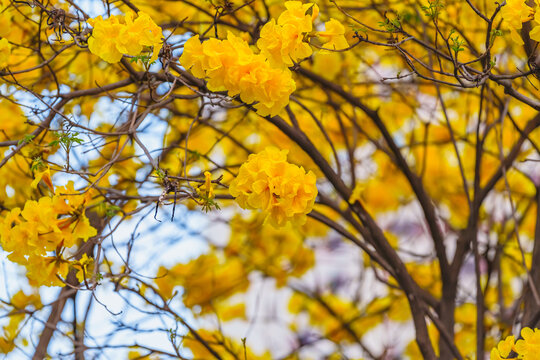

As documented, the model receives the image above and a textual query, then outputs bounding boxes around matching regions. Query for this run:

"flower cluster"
[0,181,97,286]
[0,37,10,68]
[180,32,296,116]
[500,0,538,44]
[491,327,540,360]
[88,11,162,63]
[257,2,319,67]
[180,1,350,116]
[229,147,317,227]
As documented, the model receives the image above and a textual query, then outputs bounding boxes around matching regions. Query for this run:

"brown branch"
[295,66,450,286]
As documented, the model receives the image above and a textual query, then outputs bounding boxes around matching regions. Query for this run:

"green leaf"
[30,156,44,171]
[18,134,35,146]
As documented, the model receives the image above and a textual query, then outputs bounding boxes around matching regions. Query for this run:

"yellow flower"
[501,0,534,28]
[257,2,318,68]
[490,335,515,359]
[68,215,97,246]
[180,33,296,116]
[318,19,349,53]
[116,12,145,56]
[88,12,162,63]
[31,166,54,193]
[88,15,125,63]
[257,19,313,67]
[500,0,534,45]
[277,1,319,33]
[490,348,507,360]
[529,9,540,42]
[0,37,11,69]
[229,147,317,227]
[75,253,94,283]
[197,171,215,200]
[10,290,41,310]
[179,35,206,78]
[178,4,323,114]
[497,335,515,358]
[26,255,70,287]
[515,327,540,359]
[0,181,97,287]
[124,11,163,63]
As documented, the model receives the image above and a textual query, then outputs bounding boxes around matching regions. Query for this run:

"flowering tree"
[1,0,540,359]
